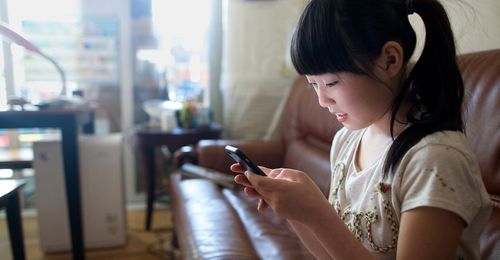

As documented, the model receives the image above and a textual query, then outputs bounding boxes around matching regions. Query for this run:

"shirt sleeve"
[329,127,348,164]
[397,143,482,226]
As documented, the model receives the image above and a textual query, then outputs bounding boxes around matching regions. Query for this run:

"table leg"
[82,111,95,134]
[140,146,156,231]
[6,189,25,260]
[61,119,85,260]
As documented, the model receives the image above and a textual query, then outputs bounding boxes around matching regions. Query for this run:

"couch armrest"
[196,139,286,174]
[174,146,198,167]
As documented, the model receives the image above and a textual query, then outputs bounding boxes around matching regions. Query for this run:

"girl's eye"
[307,81,338,89]
[325,81,338,87]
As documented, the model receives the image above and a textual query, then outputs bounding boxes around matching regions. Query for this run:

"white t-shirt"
[328,128,492,260]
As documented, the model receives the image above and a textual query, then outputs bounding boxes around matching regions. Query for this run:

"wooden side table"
[0,180,27,260]
[0,109,94,260]
[130,123,222,230]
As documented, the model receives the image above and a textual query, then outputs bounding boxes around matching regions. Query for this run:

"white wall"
[221,0,304,140]
[446,0,500,53]
[410,0,500,59]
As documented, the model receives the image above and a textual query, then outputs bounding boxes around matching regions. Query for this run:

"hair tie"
[406,0,414,15]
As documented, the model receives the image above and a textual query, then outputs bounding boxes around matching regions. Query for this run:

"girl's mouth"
[335,113,348,122]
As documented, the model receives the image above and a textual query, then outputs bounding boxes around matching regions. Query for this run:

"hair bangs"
[290,0,366,76]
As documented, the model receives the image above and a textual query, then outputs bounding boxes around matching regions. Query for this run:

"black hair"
[290,0,464,177]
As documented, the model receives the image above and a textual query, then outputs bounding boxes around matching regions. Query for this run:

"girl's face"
[306,72,395,130]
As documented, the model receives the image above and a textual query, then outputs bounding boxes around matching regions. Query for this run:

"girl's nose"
[316,86,334,108]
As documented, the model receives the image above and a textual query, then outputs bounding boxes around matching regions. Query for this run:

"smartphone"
[224,145,266,176]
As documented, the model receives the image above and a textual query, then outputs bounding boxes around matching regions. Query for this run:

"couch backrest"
[279,49,500,258]
[458,49,500,259]
[459,49,500,196]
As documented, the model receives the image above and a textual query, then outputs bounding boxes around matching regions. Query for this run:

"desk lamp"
[0,21,67,109]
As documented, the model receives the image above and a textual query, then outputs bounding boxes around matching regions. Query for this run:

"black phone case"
[225,145,266,176]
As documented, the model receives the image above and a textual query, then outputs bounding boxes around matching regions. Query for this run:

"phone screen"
[225,145,266,176]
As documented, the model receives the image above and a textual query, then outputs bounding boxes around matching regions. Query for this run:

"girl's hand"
[230,163,270,211]
[235,165,330,223]
[248,168,328,223]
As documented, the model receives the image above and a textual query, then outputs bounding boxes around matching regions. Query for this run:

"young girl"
[231,0,492,259]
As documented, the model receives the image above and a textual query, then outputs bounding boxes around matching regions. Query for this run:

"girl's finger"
[243,187,261,197]
[257,199,269,211]
[233,164,273,176]
[230,163,246,173]
[234,174,252,187]
[258,165,273,174]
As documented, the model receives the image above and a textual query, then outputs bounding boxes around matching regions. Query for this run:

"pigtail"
[383,0,465,175]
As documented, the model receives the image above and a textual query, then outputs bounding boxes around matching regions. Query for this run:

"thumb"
[244,170,269,186]
[245,170,284,192]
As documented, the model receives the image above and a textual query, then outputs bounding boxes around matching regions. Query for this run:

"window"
[1,0,121,148]
[4,0,119,104]
[150,0,212,104]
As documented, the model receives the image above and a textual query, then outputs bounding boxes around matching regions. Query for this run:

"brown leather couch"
[169,49,500,259]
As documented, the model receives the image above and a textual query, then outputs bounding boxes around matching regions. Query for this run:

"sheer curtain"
[220,0,305,141]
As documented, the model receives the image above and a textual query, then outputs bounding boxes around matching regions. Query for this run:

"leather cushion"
[223,189,315,259]
[170,173,260,259]
[480,205,500,259]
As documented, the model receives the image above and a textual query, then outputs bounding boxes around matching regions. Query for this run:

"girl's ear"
[376,41,404,78]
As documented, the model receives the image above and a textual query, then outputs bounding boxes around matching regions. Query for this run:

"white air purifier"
[32,134,126,252]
